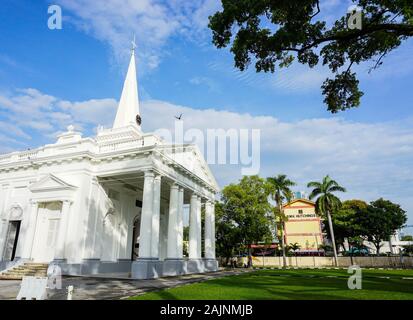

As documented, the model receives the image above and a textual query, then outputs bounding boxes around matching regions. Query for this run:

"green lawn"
[130,269,413,300]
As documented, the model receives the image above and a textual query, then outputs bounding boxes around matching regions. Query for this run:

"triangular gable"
[29,174,77,192]
[283,198,315,209]
[189,144,219,191]
[157,143,219,192]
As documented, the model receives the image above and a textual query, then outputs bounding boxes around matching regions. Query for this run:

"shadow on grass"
[133,270,413,300]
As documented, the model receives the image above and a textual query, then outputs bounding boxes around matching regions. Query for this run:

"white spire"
[113,38,140,129]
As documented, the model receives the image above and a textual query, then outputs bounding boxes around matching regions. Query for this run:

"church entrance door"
[131,214,141,260]
[2,221,21,261]
[31,202,62,263]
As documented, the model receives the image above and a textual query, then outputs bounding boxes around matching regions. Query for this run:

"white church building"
[0,46,219,279]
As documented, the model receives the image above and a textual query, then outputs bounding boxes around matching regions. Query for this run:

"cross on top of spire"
[131,34,137,54]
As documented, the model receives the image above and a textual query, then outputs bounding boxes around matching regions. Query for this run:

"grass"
[130,268,413,300]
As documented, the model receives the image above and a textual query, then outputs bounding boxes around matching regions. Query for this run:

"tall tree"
[217,176,273,266]
[357,198,407,255]
[401,235,413,241]
[267,174,296,267]
[209,1,413,112]
[330,199,368,251]
[307,175,346,265]
[215,202,242,265]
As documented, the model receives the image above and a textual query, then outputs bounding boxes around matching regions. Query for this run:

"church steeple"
[113,38,141,129]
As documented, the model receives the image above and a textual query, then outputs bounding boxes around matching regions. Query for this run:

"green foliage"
[209,0,413,112]
[403,245,413,254]
[267,174,296,206]
[347,236,370,255]
[215,202,240,261]
[267,174,296,233]
[183,226,190,257]
[183,226,189,241]
[357,198,407,255]
[307,175,346,263]
[329,199,368,250]
[307,175,346,218]
[401,235,413,241]
[289,242,301,255]
[318,243,332,253]
[215,175,274,262]
[321,71,363,113]
[267,174,296,265]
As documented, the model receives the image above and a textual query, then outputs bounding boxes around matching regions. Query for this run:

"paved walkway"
[0,269,250,300]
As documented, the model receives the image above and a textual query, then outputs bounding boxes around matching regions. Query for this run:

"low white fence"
[220,256,413,268]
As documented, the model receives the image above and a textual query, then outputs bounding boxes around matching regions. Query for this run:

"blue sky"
[0,0,412,226]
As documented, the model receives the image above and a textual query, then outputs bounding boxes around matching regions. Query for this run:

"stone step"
[23,264,49,268]
[4,269,47,274]
[5,274,47,279]
[0,274,46,279]
[6,270,47,275]
[4,267,47,272]
[0,275,23,280]
[14,267,48,271]
[0,262,49,280]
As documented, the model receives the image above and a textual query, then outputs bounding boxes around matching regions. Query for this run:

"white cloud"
[57,0,179,70]
[58,98,118,126]
[0,88,118,147]
[0,121,31,140]
[57,0,221,71]
[207,58,331,92]
[190,76,220,92]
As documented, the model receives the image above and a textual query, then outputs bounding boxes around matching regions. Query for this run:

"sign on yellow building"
[283,199,323,252]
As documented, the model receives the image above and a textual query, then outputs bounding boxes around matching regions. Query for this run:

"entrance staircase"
[0,262,49,280]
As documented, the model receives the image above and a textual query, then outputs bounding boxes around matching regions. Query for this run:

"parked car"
[347,247,370,255]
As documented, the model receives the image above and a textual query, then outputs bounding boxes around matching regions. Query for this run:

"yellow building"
[283,199,323,253]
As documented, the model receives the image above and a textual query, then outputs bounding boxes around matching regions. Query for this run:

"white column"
[189,193,198,259]
[150,175,161,259]
[196,196,202,258]
[22,201,39,259]
[54,200,72,260]
[0,186,8,259]
[138,171,155,259]
[204,201,215,259]
[159,206,169,260]
[176,187,184,259]
[211,202,216,259]
[167,183,179,259]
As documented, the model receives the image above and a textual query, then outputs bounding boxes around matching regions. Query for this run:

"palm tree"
[307,175,346,266]
[289,242,301,255]
[289,242,301,267]
[267,174,296,268]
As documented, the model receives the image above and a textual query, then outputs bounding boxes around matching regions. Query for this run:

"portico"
[131,170,217,279]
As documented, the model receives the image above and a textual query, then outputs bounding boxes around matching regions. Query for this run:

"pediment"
[161,144,219,191]
[29,174,77,192]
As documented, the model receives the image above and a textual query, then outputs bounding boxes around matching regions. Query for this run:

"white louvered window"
[46,219,60,248]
